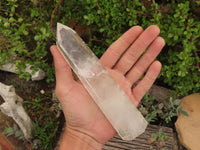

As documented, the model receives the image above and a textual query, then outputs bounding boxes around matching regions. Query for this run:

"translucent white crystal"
[57,23,148,140]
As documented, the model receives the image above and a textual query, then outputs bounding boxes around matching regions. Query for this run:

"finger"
[50,45,75,89]
[126,37,165,85]
[132,61,161,104]
[100,26,143,68]
[114,25,160,74]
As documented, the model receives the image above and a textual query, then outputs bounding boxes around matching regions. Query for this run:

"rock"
[0,63,46,81]
[175,93,200,150]
[0,82,33,140]
[40,89,45,94]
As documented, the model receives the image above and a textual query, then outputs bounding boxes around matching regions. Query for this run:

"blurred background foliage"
[0,0,200,96]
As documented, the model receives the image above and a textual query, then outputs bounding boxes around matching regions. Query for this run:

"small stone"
[40,90,45,94]
[0,63,46,81]
[175,93,200,150]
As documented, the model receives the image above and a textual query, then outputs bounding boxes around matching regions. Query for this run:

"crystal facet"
[57,23,148,140]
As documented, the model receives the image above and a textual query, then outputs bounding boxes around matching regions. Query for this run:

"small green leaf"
[180,109,189,116]
[126,8,130,12]
[83,15,88,20]
[4,22,10,28]
[9,17,15,22]
[99,28,105,32]
[23,30,28,35]
[18,18,23,22]
[34,35,41,41]
[174,35,178,40]
[168,33,173,38]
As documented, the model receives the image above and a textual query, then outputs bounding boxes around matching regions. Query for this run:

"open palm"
[50,25,165,144]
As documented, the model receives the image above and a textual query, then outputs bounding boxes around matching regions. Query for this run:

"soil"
[0,71,55,100]
[0,70,64,149]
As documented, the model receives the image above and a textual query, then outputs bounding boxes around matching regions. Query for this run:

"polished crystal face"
[57,23,148,140]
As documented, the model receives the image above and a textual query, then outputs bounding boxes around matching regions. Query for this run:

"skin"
[50,25,165,149]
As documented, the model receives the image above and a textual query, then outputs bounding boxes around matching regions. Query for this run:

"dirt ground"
[0,70,62,149]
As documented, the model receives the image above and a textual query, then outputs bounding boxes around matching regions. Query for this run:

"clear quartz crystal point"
[56,23,148,140]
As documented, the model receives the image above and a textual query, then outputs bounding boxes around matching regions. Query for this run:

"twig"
[193,50,199,69]
[39,0,43,21]
[1,17,19,26]
[0,8,24,20]
[90,38,109,47]
[50,0,62,36]
[0,34,9,52]
[187,66,199,69]
[190,36,199,69]
[152,0,158,24]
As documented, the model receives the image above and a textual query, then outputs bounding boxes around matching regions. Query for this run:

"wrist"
[59,127,103,150]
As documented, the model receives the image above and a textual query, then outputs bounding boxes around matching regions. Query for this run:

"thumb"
[50,45,75,90]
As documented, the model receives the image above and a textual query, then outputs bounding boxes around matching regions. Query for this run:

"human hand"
[50,25,165,149]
